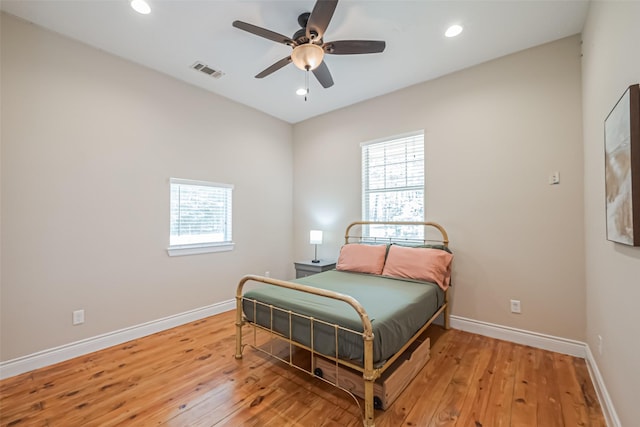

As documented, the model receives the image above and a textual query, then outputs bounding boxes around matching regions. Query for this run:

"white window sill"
[167,242,235,257]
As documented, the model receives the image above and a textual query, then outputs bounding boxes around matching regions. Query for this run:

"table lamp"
[309,230,323,263]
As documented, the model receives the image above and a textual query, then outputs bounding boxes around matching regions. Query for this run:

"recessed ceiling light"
[131,0,151,15]
[445,24,463,38]
[296,88,308,96]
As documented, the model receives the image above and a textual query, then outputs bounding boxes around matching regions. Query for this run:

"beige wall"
[293,35,585,341]
[0,13,293,361]
[582,2,640,425]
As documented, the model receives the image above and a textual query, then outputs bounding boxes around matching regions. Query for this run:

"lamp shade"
[291,44,325,71]
[309,230,323,245]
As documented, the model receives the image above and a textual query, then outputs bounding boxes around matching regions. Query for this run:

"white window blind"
[361,131,424,238]
[168,178,233,256]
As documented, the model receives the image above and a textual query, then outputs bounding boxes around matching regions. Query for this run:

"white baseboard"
[585,345,621,427]
[450,315,586,357]
[0,299,235,380]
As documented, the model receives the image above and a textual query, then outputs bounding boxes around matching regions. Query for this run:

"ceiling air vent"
[191,62,225,79]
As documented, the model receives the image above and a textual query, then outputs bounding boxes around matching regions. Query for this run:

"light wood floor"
[1,310,605,426]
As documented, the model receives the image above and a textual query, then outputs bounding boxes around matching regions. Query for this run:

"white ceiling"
[1,0,589,123]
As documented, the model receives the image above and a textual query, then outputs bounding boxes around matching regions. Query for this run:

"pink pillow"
[336,244,387,275]
[381,245,453,290]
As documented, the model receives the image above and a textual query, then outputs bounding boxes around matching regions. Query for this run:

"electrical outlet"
[598,335,603,355]
[510,299,521,314]
[548,171,560,185]
[72,309,85,325]
[264,271,270,278]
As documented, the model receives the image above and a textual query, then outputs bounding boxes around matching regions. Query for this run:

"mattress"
[242,269,444,366]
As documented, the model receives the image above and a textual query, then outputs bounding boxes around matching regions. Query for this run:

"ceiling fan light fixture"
[296,88,308,96]
[291,43,325,71]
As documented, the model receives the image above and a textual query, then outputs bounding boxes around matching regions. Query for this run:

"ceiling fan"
[232,0,386,89]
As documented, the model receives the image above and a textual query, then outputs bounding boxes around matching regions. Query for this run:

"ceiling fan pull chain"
[305,68,309,102]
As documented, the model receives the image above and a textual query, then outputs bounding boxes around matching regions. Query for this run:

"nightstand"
[294,260,336,278]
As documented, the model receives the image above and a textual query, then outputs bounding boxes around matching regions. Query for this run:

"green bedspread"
[242,270,443,365]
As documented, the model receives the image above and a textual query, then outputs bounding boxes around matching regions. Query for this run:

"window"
[361,131,424,239]
[168,178,234,256]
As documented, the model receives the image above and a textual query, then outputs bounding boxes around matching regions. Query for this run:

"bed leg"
[363,337,375,427]
[444,305,451,330]
[444,290,451,330]
[235,296,243,359]
[364,378,375,427]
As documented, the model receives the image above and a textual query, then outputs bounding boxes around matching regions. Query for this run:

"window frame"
[167,177,234,257]
[361,131,425,239]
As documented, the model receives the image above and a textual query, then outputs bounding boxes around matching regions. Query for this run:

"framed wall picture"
[604,84,640,246]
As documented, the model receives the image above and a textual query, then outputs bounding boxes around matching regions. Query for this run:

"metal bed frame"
[235,221,450,427]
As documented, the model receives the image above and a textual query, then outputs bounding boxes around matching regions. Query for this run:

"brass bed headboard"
[344,220,449,247]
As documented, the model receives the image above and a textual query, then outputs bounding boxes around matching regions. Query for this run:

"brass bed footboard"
[235,274,379,426]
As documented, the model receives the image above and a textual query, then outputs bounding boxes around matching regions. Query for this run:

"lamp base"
[311,259,320,263]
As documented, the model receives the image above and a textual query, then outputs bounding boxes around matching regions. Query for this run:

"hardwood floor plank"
[374,326,457,427]
[299,392,361,427]
[159,355,278,426]
[510,346,539,427]
[0,311,606,427]
[0,372,47,427]
[572,357,606,427]
[477,339,519,427]
[427,333,486,426]
[449,332,498,427]
[400,330,474,426]
[39,343,225,424]
[213,381,291,427]
[262,381,336,426]
[534,347,564,427]
[250,346,356,413]
[554,353,591,426]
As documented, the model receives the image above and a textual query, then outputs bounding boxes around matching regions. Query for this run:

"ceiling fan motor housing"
[292,28,310,45]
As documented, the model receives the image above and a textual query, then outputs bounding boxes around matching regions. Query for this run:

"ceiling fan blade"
[312,61,334,88]
[255,56,292,78]
[324,40,386,55]
[306,0,338,41]
[233,21,295,46]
